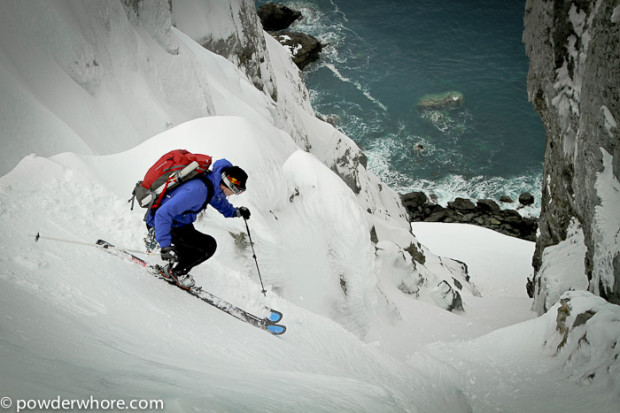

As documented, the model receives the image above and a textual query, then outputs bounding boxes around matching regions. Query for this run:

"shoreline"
[402,191,538,241]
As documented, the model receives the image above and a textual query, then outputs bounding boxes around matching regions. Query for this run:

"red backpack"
[130,149,212,210]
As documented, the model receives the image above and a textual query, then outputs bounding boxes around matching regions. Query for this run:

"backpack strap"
[194,172,215,212]
[142,172,214,223]
[151,177,173,210]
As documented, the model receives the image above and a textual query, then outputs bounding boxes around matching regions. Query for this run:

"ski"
[96,239,286,334]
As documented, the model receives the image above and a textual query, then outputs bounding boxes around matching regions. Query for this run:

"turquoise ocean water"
[257,0,546,213]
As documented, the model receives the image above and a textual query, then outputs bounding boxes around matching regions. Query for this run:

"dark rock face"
[402,192,538,241]
[524,0,620,311]
[401,191,427,209]
[518,192,535,206]
[274,32,323,70]
[256,3,322,70]
[184,1,275,95]
[257,3,301,31]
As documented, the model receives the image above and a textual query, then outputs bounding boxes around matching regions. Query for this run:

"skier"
[145,159,251,289]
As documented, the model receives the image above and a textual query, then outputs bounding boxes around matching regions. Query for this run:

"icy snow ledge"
[601,105,618,136]
[547,291,620,391]
[533,218,589,314]
[591,148,620,298]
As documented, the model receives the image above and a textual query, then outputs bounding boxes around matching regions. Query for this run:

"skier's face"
[221,174,245,195]
[221,184,235,197]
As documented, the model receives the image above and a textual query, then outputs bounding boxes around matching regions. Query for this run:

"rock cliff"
[523,0,620,313]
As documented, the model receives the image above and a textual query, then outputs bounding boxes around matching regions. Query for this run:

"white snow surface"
[533,218,589,314]
[1,1,619,412]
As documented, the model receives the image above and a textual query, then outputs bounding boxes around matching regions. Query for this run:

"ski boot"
[160,264,195,290]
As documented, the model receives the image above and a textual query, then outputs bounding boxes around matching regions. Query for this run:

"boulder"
[402,191,428,209]
[518,191,535,206]
[425,208,451,223]
[477,199,501,212]
[274,32,323,70]
[257,3,301,31]
[448,197,477,211]
[418,91,464,109]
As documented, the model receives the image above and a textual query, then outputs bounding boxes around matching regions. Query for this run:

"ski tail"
[96,239,147,267]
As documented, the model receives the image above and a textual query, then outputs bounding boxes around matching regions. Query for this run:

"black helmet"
[221,166,247,194]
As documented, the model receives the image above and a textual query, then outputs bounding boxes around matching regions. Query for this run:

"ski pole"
[243,218,267,297]
[32,232,158,256]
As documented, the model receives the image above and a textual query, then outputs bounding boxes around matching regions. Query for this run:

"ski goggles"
[221,172,245,194]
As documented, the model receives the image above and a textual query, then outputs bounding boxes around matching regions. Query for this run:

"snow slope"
[2,118,618,412]
[1,1,619,412]
[0,0,451,314]
[0,120,473,412]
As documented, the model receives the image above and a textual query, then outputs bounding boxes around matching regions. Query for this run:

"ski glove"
[161,246,178,262]
[236,206,251,220]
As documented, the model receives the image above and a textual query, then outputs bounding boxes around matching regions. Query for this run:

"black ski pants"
[170,224,217,275]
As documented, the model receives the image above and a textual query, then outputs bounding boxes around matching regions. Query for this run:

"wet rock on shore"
[402,191,538,241]
[257,3,323,70]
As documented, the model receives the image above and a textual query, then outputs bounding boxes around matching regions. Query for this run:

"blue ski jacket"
[145,159,238,248]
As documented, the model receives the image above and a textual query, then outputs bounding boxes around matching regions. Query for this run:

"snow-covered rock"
[409,290,620,412]
[550,291,620,392]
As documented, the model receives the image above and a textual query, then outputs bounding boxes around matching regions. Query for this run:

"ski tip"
[268,310,283,323]
[266,324,286,335]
